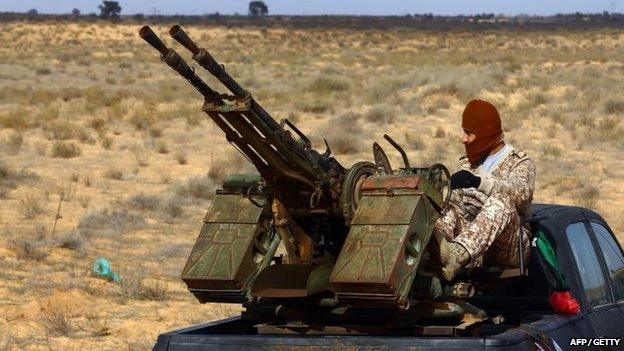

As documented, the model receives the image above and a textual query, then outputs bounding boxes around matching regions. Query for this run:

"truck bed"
[152,314,581,351]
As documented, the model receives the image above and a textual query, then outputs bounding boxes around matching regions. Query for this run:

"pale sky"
[0,1,621,16]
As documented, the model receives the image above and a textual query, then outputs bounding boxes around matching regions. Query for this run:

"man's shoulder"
[505,147,535,174]
[508,147,532,163]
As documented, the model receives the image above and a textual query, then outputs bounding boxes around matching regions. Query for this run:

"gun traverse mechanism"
[140,26,467,331]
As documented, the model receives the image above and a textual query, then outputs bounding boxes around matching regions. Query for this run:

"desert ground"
[0,21,623,350]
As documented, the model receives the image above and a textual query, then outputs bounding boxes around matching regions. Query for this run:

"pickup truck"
[152,204,624,350]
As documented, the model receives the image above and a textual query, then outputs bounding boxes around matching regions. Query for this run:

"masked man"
[429,99,536,281]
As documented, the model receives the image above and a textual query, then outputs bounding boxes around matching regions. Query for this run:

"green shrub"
[50,141,81,158]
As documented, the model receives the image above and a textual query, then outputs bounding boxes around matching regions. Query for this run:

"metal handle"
[384,134,410,169]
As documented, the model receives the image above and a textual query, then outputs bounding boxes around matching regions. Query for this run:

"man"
[429,99,536,281]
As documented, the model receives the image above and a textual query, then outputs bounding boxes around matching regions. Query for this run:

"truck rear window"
[591,222,624,302]
[566,222,610,306]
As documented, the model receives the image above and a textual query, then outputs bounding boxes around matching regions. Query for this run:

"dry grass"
[174,150,188,165]
[132,148,150,167]
[316,111,364,155]
[50,141,82,158]
[18,193,45,219]
[76,207,145,238]
[3,131,24,155]
[103,167,125,180]
[9,225,49,261]
[156,140,170,154]
[100,135,114,150]
[0,325,13,351]
[161,195,184,221]
[38,300,75,337]
[55,231,85,251]
[126,192,160,211]
[120,272,169,301]
[175,175,215,200]
[122,335,153,351]
[365,104,396,124]
[0,21,623,350]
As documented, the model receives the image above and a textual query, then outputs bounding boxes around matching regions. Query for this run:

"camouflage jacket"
[450,145,536,221]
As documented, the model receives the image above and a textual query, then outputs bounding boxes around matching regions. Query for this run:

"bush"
[317,112,363,155]
[576,183,600,209]
[44,121,77,140]
[174,151,188,165]
[4,131,23,155]
[50,141,81,158]
[38,298,76,337]
[605,98,624,114]
[36,67,52,75]
[405,132,424,150]
[100,135,113,150]
[207,160,227,182]
[132,148,150,167]
[89,117,107,132]
[120,273,168,301]
[161,196,184,220]
[0,325,13,351]
[175,175,214,200]
[364,104,395,123]
[156,140,169,154]
[103,167,124,180]
[0,162,9,180]
[541,144,563,157]
[11,239,49,261]
[150,126,164,138]
[295,98,330,113]
[0,107,35,129]
[77,209,145,236]
[307,75,351,93]
[18,194,45,219]
[9,225,49,261]
[126,192,160,211]
[0,162,39,190]
[55,231,85,251]
[434,126,446,138]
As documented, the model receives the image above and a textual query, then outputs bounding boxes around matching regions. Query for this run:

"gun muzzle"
[169,25,200,56]
[139,26,169,57]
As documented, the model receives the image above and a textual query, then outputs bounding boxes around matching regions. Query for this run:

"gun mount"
[140,25,466,331]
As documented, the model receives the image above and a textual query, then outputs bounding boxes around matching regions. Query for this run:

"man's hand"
[450,170,481,190]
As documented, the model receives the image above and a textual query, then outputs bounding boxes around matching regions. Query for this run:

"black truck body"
[153,204,624,350]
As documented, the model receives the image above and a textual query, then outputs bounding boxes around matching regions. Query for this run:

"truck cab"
[152,204,624,350]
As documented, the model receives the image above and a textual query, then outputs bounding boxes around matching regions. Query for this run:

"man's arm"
[477,158,536,207]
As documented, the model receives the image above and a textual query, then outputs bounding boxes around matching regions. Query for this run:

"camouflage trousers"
[433,192,531,267]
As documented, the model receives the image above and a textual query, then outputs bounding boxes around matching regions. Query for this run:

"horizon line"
[3,10,622,17]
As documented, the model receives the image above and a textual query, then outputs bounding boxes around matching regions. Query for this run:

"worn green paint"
[331,190,439,306]
[332,224,409,284]
[418,177,443,206]
[204,194,265,223]
[182,193,273,302]
[184,223,257,280]
[351,194,421,225]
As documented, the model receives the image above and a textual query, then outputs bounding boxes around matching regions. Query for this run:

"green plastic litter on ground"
[92,257,121,283]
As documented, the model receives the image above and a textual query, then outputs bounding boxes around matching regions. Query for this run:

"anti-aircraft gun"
[140,25,468,332]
